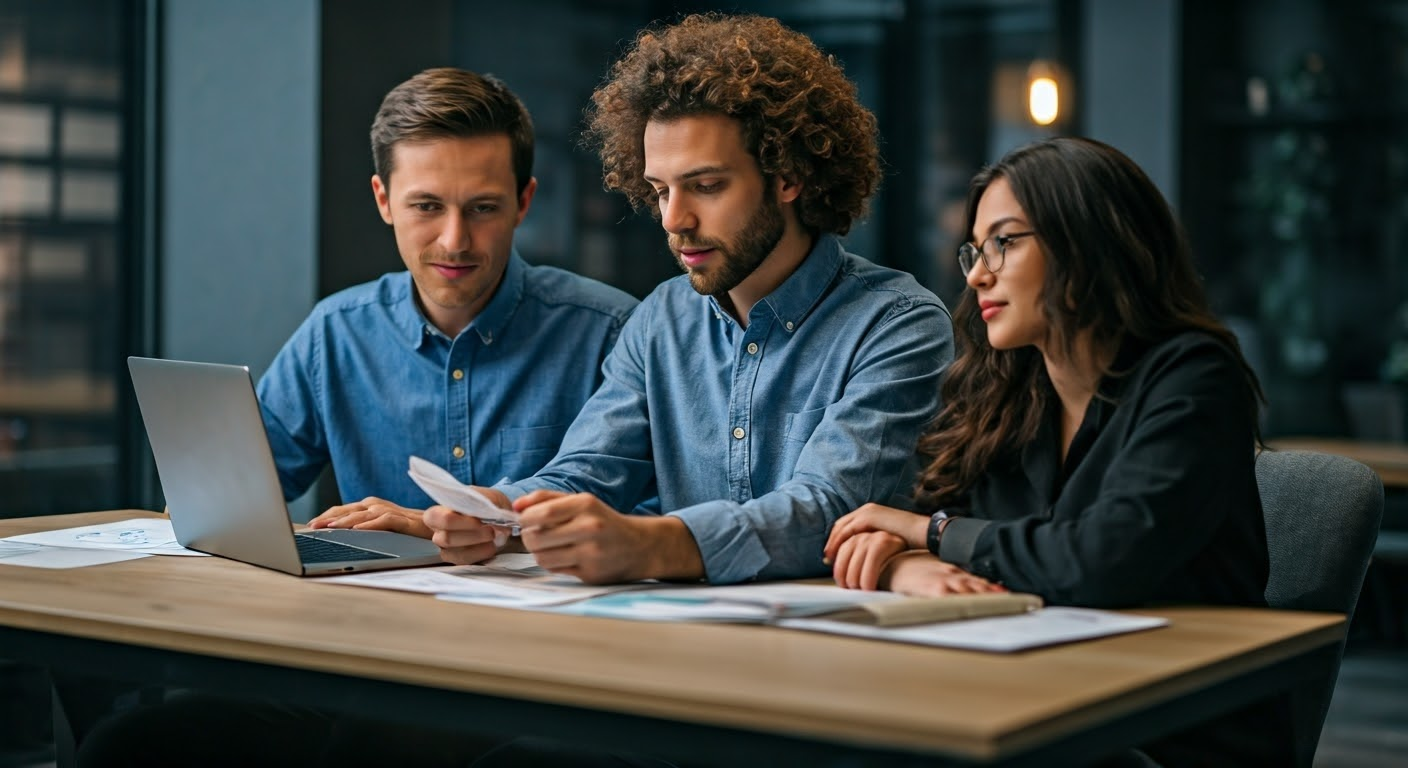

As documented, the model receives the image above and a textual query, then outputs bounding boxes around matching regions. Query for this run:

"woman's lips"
[979,300,1005,322]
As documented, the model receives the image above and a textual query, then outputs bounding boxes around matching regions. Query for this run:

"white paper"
[407,456,521,526]
[546,590,773,622]
[775,606,1169,652]
[324,555,654,608]
[4,519,208,556]
[688,582,906,616]
[547,583,906,622]
[0,540,149,568]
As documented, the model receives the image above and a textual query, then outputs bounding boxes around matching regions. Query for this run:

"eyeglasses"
[957,231,1035,275]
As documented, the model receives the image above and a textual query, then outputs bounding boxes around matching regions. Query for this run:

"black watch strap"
[926,512,950,556]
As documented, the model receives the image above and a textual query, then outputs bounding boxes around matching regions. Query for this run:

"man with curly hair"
[426,13,953,587]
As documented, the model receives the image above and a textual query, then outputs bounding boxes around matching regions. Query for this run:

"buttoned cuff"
[670,501,770,584]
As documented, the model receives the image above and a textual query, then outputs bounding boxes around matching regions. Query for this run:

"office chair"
[1257,449,1383,767]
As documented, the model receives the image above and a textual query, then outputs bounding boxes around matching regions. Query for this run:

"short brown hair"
[584,13,881,236]
[370,67,534,195]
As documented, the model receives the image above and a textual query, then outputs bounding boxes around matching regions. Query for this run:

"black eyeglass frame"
[957,231,1035,275]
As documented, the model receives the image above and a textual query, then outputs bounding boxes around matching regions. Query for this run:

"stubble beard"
[672,193,786,297]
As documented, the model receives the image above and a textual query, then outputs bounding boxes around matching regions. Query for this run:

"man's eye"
[696,182,721,193]
[413,202,439,212]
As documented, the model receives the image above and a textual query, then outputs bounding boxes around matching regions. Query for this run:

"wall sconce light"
[1028,60,1060,126]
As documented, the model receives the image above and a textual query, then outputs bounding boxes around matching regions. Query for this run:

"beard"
[670,191,785,297]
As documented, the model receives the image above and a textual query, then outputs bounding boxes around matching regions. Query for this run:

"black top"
[933,331,1288,767]
[938,331,1268,609]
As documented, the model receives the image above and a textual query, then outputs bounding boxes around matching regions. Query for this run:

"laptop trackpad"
[304,528,442,558]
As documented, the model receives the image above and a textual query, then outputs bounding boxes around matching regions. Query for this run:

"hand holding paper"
[407,456,519,527]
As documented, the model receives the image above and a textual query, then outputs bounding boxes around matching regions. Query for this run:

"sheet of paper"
[3,518,208,556]
[545,583,905,622]
[0,540,150,568]
[324,555,655,608]
[691,583,905,615]
[322,555,546,594]
[545,591,774,622]
[435,575,657,609]
[775,606,1169,652]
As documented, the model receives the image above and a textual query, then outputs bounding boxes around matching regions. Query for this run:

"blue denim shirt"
[257,252,637,507]
[500,235,952,583]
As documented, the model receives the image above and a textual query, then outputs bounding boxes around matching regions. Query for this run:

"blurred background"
[0,0,1405,764]
[3,0,1408,516]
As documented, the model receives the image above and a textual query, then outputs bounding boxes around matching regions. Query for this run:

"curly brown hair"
[370,67,534,196]
[583,13,881,236]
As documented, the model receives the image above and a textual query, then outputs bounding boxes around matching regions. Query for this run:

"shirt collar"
[398,251,527,349]
[747,233,844,331]
[466,250,525,346]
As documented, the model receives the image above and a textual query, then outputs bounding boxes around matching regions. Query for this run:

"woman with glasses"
[823,136,1282,766]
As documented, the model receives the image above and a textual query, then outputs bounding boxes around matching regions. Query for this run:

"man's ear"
[371,174,393,224]
[514,177,539,227]
[775,175,803,205]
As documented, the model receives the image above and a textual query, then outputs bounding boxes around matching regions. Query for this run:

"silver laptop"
[128,356,444,575]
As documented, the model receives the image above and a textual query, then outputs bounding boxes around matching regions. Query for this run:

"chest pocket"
[784,406,828,445]
[497,424,567,482]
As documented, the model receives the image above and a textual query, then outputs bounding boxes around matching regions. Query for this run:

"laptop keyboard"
[294,534,395,563]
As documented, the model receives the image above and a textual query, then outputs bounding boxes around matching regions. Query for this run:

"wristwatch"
[926,511,955,556]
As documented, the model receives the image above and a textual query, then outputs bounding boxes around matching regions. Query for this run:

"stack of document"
[326,566,1167,651]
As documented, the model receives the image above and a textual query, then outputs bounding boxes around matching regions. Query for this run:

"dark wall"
[317,0,454,297]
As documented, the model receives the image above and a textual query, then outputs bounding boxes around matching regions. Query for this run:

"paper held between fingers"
[407,455,521,527]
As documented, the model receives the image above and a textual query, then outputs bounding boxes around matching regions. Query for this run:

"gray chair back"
[1257,449,1383,767]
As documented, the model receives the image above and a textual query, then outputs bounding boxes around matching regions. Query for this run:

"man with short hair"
[73,68,636,767]
[262,67,636,533]
[426,14,954,586]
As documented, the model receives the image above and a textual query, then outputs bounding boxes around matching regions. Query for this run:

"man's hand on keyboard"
[307,498,431,539]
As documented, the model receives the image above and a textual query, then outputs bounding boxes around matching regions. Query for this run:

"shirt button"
[451,369,464,380]
[746,342,759,355]
[452,445,465,459]
[784,321,795,331]
[732,427,745,439]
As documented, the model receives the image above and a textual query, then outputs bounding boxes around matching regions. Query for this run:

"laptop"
[128,356,444,576]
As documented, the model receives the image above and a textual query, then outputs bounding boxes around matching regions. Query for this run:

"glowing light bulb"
[1029,76,1059,126]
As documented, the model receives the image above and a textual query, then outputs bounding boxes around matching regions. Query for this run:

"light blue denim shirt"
[499,235,953,583]
[257,252,637,507]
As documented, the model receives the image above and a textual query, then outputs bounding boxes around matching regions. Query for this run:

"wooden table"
[0,511,1345,766]
[1269,437,1408,489]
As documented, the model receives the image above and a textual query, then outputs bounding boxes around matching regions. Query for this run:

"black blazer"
[934,331,1287,767]
[938,331,1268,609]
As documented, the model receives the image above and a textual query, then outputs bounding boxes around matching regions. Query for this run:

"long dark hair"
[913,137,1263,512]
